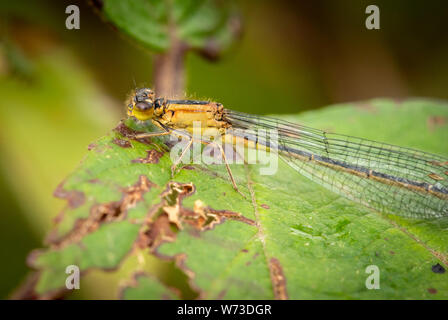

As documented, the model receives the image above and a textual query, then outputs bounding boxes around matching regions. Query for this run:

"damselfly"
[127,88,448,219]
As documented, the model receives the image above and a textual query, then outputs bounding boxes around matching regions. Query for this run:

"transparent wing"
[224,110,448,219]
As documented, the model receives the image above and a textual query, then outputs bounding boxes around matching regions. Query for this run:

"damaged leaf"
[97,0,241,57]
[25,99,448,299]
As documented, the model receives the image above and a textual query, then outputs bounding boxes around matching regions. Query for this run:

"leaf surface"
[29,99,448,299]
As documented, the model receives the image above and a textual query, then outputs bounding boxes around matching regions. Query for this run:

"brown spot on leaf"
[261,204,270,209]
[136,182,195,251]
[113,122,137,138]
[48,175,155,248]
[428,288,437,294]
[427,116,446,132]
[53,183,85,209]
[181,200,256,232]
[390,250,395,255]
[112,138,132,148]
[138,213,177,250]
[114,122,152,145]
[428,173,444,181]
[87,143,97,151]
[269,257,288,300]
[132,149,164,164]
[428,160,448,166]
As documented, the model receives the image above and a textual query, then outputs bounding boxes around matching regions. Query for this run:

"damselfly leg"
[135,129,246,198]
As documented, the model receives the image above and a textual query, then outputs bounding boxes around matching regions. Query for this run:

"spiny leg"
[134,131,171,139]
[134,131,172,152]
[231,144,248,165]
[171,138,194,177]
[154,132,247,199]
[213,142,247,199]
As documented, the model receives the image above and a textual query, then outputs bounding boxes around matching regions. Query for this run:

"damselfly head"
[127,88,156,121]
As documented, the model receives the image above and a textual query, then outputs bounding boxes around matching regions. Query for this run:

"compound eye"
[135,88,154,103]
[135,101,153,111]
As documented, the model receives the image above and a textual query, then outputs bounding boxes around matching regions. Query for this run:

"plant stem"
[153,39,187,98]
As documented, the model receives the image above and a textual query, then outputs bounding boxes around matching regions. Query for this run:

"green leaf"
[100,0,240,54]
[28,99,448,299]
[120,273,179,299]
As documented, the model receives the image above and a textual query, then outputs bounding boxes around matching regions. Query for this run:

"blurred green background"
[1,0,448,298]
